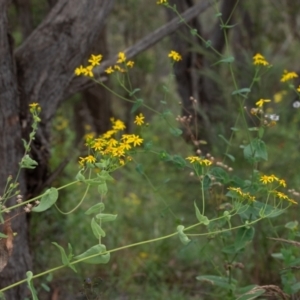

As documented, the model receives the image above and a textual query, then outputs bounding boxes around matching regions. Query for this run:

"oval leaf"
[91,218,105,238]
[32,188,58,212]
[85,203,105,215]
[95,213,117,222]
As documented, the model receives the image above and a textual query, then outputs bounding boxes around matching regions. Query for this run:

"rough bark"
[12,0,34,40]
[0,0,114,298]
[15,0,114,197]
[0,0,32,298]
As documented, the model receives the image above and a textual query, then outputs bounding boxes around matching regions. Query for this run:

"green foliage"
[3,2,300,299]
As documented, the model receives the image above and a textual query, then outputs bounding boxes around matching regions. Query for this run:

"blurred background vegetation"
[8,0,300,299]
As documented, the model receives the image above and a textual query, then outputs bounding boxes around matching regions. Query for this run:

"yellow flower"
[186,156,201,163]
[186,156,211,166]
[112,120,126,131]
[260,175,274,184]
[119,141,132,151]
[92,138,105,151]
[228,187,243,196]
[83,65,94,77]
[114,65,126,73]
[297,85,300,93]
[29,103,39,109]
[74,65,85,76]
[88,54,102,66]
[79,157,85,167]
[134,113,145,126]
[105,66,114,74]
[253,53,269,66]
[86,155,96,164]
[117,52,126,63]
[157,0,167,4]
[280,70,298,82]
[228,187,255,202]
[102,130,116,139]
[255,98,271,108]
[107,138,118,147]
[126,61,134,68]
[168,50,182,62]
[126,134,143,147]
[200,159,212,166]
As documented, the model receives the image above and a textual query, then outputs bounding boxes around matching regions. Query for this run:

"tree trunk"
[0,0,32,298]
[0,0,114,298]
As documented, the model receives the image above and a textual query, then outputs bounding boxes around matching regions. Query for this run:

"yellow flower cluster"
[29,102,41,114]
[79,116,144,168]
[105,52,134,74]
[260,174,297,205]
[228,187,256,202]
[74,54,102,78]
[255,98,271,108]
[168,50,182,62]
[253,53,269,66]
[157,0,167,4]
[260,174,286,187]
[280,69,298,82]
[186,156,212,166]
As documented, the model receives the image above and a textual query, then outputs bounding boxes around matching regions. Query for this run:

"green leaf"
[32,187,58,212]
[91,218,106,238]
[20,154,38,169]
[236,289,265,300]
[211,167,229,184]
[190,28,197,35]
[85,203,105,215]
[232,88,251,97]
[202,175,211,190]
[135,163,144,175]
[129,88,141,97]
[159,150,171,161]
[205,40,212,48]
[243,138,268,162]
[172,155,186,169]
[194,202,210,225]
[95,213,117,222]
[224,153,235,162]
[177,225,191,245]
[131,98,143,113]
[230,127,239,131]
[52,242,69,265]
[213,56,234,66]
[52,242,77,272]
[75,170,85,181]
[285,221,298,230]
[98,182,108,196]
[97,170,114,182]
[258,127,264,139]
[196,275,237,290]
[26,271,38,300]
[234,227,255,252]
[169,127,182,137]
[218,134,231,146]
[75,244,110,264]
[68,243,74,260]
[0,232,7,238]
